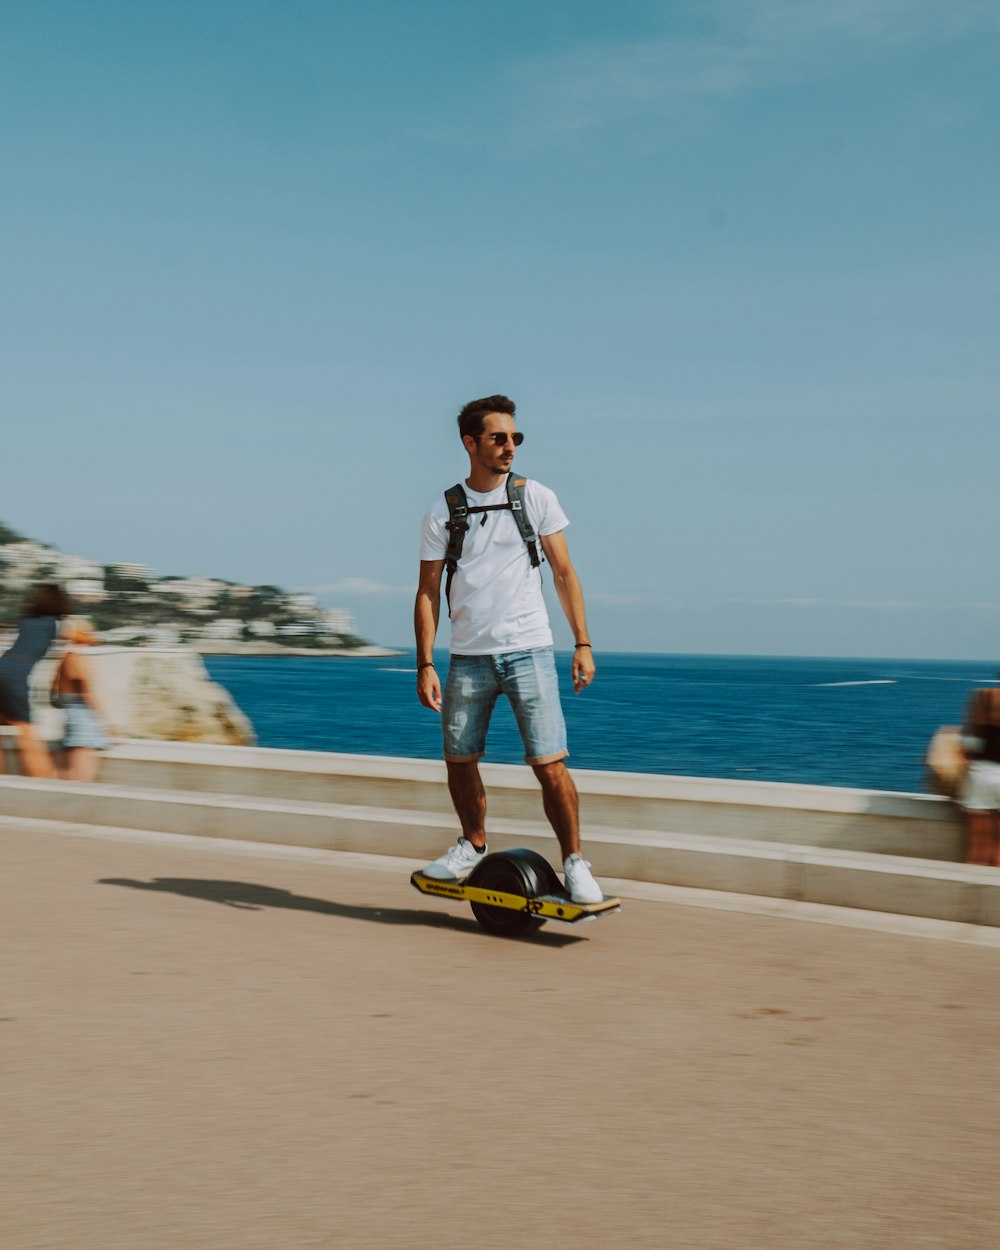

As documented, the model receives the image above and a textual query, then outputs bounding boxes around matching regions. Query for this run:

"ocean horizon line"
[372,646,1000,667]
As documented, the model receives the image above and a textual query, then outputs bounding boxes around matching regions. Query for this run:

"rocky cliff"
[30,646,254,746]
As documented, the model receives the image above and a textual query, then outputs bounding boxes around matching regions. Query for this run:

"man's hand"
[539,532,596,696]
[414,560,444,712]
[417,665,442,712]
[572,646,596,694]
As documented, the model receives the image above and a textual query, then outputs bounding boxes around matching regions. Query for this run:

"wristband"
[417,662,435,671]
[574,643,592,649]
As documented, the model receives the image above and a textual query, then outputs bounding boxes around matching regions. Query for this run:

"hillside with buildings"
[0,520,374,653]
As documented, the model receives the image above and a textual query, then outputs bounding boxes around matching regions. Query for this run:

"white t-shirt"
[420,477,569,655]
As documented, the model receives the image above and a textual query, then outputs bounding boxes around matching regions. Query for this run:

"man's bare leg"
[532,760,580,860]
[446,760,487,849]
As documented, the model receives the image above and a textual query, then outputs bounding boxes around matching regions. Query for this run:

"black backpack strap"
[506,474,542,569]
[443,483,469,612]
[442,474,542,614]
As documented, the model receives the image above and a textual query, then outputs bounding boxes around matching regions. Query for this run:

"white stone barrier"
[1,737,963,861]
[100,740,962,860]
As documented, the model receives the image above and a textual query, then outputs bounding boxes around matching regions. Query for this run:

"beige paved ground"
[4,819,1000,1250]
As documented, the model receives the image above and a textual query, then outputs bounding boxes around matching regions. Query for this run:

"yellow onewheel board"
[410,848,621,936]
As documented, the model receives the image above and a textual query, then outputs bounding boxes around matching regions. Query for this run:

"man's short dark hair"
[457,394,516,441]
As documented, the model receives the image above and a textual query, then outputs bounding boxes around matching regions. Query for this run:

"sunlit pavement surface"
[4,816,1000,1250]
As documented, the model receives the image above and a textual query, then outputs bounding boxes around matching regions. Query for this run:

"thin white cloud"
[298,578,414,596]
[507,0,1000,144]
[593,593,1000,611]
[589,590,659,606]
[723,597,1000,611]
[718,597,929,609]
[725,0,995,48]
[776,598,926,610]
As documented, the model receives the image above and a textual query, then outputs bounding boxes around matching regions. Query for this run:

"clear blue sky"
[3,1,997,658]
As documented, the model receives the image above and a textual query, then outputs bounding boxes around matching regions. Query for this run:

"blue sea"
[203,652,996,795]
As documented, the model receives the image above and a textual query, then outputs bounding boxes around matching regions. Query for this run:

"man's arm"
[414,559,445,712]
[539,530,595,694]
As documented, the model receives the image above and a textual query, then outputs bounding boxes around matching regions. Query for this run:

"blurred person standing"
[0,584,72,777]
[959,682,1000,866]
[414,394,604,904]
[52,619,111,781]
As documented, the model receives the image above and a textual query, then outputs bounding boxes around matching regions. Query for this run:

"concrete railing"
[5,738,994,928]
[104,740,964,859]
[2,736,963,860]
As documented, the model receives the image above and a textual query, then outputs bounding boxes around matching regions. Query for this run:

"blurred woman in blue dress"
[0,584,93,777]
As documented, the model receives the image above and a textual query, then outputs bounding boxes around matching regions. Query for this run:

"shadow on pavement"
[97,877,585,947]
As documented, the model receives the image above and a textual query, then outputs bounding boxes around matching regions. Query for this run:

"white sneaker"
[423,837,487,880]
[564,854,603,904]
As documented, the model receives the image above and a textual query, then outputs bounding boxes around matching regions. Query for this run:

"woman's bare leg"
[15,722,56,779]
[65,748,101,782]
[964,811,995,865]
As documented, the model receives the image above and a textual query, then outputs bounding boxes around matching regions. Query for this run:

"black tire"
[469,858,545,938]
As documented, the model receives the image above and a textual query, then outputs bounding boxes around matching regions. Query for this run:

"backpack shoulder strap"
[443,483,469,612]
[506,474,542,569]
[441,476,542,614]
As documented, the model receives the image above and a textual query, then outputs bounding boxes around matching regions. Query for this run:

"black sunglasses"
[480,431,524,447]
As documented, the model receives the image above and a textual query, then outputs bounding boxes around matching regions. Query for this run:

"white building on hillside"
[172,577,225,598]
[57,555,104,581]
[66,578,107,603]
[322,608,356,635]
[0,541,56,584]
[202,619,242,640]
[156,577,227,608]
[285,593,318,614]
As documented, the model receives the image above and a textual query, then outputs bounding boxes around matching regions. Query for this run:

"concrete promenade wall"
[91,740,964,860]
[7,738,990,927]
[2,736,963,859]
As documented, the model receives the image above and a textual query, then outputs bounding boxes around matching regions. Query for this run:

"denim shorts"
[961,760,1000,811]
[61,698,109,750]
[442,647,568,765]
